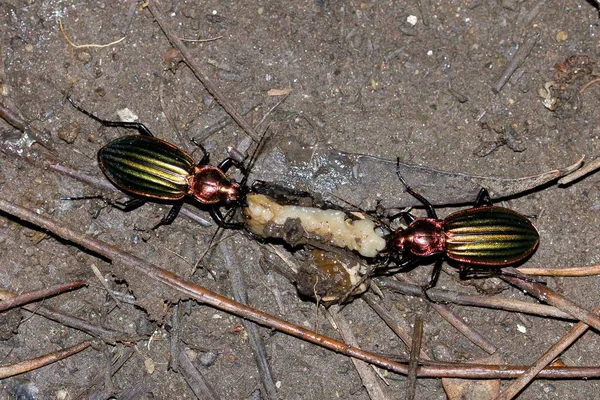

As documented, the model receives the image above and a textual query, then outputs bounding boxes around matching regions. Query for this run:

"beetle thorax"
[190,166,242,205]
[394,218,445,257]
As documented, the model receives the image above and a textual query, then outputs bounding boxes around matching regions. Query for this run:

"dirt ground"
[1,0,600,399]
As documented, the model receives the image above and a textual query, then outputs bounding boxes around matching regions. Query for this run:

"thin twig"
[501,267,600,331]
[0,101,26,131]
[406,315,423,400]
[496,305,600,400]
[558,157,600,185]
[192,102,260,144]
[0,289,141,344]
[492,32,540,93]
[147,0,260,142]
[375,277,572,320]
[326,305,389,400]
[178,348,221,400]
[415,0,430,26]
[396,275,497,354]
[0,100,56,152]
[519,263,600,277]
[0,341,92,379]
[121,0,139,35]
[220,242,279,400]
[430,299,497,354]
[168,302,181,372]
[0,281,86,312]
[578,77,600,95]
[363,293,430,360]
[73,346,135,399]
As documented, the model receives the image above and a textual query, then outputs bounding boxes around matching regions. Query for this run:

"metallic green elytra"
[444,206,539,265]
[98,135,195,200]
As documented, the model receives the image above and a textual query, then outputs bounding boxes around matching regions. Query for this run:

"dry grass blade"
[59,20,126,48]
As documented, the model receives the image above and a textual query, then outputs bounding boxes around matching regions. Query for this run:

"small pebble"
[199,351,218,366]
[556,30,568,43]
[76,50,92,63]
[117,108,138,123]
[58,121,80,144]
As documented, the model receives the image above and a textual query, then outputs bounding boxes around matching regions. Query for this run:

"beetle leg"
[118,197,147,210]
[151,201,184,230]
[389,210,417,225]
[209,207,244,229]
[396,158,438,219]
[67,97,154,137]
[422,259,443,293]
[217,157,247,175]
[190,138,211,165]
[474,188,493,207]
[386,254,419,273]
[61,194,105,201]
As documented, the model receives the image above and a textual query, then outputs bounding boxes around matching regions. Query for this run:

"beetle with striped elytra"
[387,159,540,292]
[67,96,247,230]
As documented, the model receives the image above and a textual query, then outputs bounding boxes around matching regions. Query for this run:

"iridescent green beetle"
[389,162,539,290]
[68,97,245,229]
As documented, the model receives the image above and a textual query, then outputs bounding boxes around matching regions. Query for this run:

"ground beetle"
[67,97,246,229]
[389,161,539,291]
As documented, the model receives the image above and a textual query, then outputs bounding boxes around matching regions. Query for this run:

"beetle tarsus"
[151,202,184,230]
[190,138,211,165]
[210,208,244,229]
[396,158,438,218]
[474,188,493,207]
[67,96,154,137]
[217,157,246,175]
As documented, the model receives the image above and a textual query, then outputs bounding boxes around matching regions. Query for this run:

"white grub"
[244,194,386,258]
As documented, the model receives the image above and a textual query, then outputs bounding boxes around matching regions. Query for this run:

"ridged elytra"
[68,97,246,229]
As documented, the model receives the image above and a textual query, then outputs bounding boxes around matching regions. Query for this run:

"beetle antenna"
[395,157,413,191]
[191,228,240,276]
[241,125,271,189]
[396,157,438,219]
